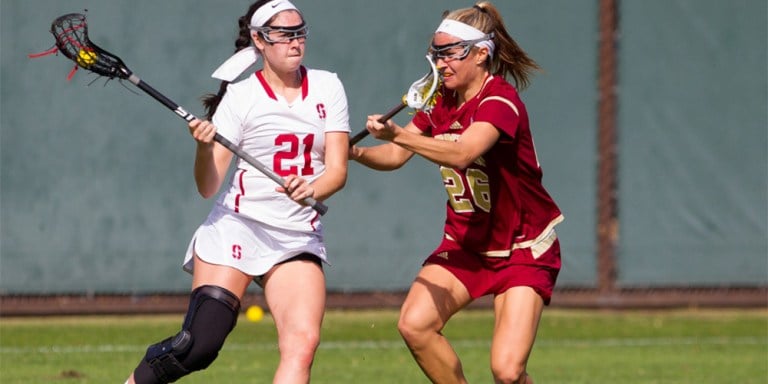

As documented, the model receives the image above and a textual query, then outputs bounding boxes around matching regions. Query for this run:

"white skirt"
[183,204,327,278]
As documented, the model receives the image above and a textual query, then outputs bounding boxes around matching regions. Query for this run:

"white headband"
[211,0,299,82]
[251,0,299,27]
[436,19,495,58]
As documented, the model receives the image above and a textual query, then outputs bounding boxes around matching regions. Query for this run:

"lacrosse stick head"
[404,55,441,112]
[50,13,132,80]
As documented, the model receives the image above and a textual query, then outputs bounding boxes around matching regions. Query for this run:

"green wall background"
[1,0,764,294]
[617,0,767,285]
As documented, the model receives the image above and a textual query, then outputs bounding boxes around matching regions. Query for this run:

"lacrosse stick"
[37,13,327,215]
[349,55,441,146]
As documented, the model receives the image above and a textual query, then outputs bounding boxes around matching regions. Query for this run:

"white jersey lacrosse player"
[183,66,350,278]
[128,3,349,383]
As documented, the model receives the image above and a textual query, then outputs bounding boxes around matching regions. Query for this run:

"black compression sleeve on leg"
[181,286,239,370]
[132,286,240,384]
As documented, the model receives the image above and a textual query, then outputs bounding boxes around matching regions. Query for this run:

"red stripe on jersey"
[234,169,247,213]
[300,66,308,100]
[309,211,319,231]
[255,67,308,101]
[256,70,277,100]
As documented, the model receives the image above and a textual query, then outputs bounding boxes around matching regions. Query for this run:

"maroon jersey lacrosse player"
[413,75,563,276]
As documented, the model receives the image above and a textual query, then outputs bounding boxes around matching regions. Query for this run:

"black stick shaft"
[348,102,407,146]
[127,74,328,215]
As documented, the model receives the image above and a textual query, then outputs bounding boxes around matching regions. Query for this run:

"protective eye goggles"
[253,23,309,44]
[428,34,494,61]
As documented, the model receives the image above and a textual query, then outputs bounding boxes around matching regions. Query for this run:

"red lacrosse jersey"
[412,75,563,260]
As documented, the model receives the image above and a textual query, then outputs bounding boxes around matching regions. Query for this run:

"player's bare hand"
[366,115,397,141]
[188,119,217,145]
[277,175,315,204]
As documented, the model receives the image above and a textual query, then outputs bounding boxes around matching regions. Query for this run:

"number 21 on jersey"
[274,133,315,177]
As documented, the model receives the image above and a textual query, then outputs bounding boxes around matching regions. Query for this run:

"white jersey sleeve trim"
[479,96,519,117]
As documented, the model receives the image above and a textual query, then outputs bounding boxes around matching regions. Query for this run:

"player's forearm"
[308,131,349,201]
[193,143,229,198]
[351,143,413,171]
[390,128,474,169]
[309,166,347,202]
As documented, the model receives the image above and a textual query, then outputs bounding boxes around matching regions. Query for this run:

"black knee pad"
[133,285,241,384]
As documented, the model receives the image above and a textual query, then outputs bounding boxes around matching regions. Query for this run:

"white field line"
[0,336,765,355]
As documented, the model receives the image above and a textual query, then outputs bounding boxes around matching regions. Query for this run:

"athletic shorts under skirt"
[424,229,561,304]
[183,204,327,279]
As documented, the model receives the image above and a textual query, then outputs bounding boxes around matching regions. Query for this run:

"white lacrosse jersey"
[211,66,350,233]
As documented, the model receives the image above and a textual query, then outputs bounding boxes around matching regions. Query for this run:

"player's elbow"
[194,174,223,199]
[368,161,406,171]
[447,154,478,170]
[196,181,220,199]
[443,139,488,169]
[197,187,217,199]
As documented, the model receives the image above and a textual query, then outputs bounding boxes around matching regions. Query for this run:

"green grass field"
[1,309,766,383]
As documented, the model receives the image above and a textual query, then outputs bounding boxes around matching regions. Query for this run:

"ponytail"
[448,1,541,90]
[202,1,270,119]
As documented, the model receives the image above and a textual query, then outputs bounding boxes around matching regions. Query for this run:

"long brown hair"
[444,1,541,90]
